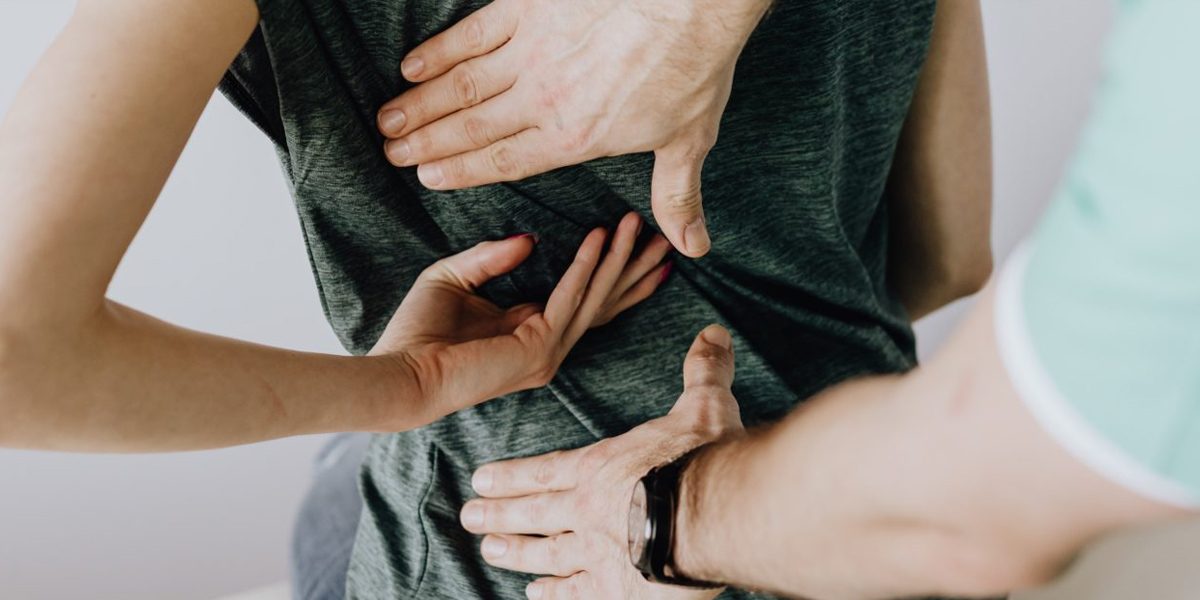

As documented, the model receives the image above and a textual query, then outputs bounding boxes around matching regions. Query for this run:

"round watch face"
[627,481,650,567]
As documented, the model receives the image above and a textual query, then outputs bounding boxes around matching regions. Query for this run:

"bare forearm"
[675,377,952,599]
[0,0,394,452]
[888,0,993,320]
[0,300,411,452]
[674,289,1186,599]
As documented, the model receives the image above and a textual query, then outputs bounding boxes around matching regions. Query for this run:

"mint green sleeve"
[994,0,1200,507]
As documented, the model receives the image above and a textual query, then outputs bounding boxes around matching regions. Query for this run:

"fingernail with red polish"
[659,262,674,284]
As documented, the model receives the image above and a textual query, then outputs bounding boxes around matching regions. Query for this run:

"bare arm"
[887,0,994,320]
[0,0,350,452]
[0,0,668,452]
[673,287,1189,599]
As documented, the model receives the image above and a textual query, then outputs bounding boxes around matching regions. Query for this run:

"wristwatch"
[628,449,721,588]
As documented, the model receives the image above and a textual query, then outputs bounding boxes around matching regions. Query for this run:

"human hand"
[377,0,773,258]
[460,325,743,599]
[371,212,672,430]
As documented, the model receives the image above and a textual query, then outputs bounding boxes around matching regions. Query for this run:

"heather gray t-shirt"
[220,1,935,597]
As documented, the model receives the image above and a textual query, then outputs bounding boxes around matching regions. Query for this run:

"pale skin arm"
[887,0,994,320]
[461,290,1192,600]
[0,0,670,453]
[674,287,1191,599]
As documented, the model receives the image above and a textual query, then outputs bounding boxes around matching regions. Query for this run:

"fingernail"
[526,582,544,600]
[704,326,733,350]
[472,467,494,492]
[461,503,485,529]
[682,216,711,257]
[387,139,411,164]
[658,262,673,284]
[401,57,425,79]
[481,536,508,558]
[380,110,407,136]
[418,163,445,188]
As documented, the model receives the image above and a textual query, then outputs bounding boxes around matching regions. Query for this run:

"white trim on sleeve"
[994,243,1198,509]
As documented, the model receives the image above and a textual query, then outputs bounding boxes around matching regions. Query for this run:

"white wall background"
[0,2,1194,600]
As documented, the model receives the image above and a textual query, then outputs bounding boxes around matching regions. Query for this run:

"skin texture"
[464,325,742,600]
[471,289,1193,600]
[0,0,670,452]
[458,3,995,596]
[380,0,993,313]
[885,0,994,319]
[378,0,775,258]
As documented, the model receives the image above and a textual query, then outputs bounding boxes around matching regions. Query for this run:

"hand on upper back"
[370,212,673,430]
[461,325,744,599]
[377,0,773,258]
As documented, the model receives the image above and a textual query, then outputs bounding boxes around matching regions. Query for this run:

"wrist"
[354,352,427,432]
[673,443,722,583]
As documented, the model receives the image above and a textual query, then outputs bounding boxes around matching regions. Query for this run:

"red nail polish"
[658,262,673,284]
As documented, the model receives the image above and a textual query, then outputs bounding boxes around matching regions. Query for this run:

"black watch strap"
[640,449,721,589]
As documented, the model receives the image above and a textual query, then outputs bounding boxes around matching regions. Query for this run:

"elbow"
[927,534,1067,598]
[944,249,994,299]
[923,242,994,306]
[0,326,20,445]
[0,319,48,447]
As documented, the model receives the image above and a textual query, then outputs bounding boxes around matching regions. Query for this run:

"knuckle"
[524,495,547,522]
[451,66,481,106]
[680,389,733,437]
[565,577,583,600]
[463,116,494,147]
[488,143,523,178]
[533,454,558,486]
[462,17,487,51]
[546,536,566,570]
[661,186,704,212]
[443,155,468,181]
[417,259,451,283]
[678,137,715,161]
[579,445,609,473]
[531,358,557,387]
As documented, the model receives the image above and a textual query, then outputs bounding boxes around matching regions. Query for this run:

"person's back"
[220,0,936,596]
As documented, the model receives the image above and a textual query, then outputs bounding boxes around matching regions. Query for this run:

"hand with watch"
[460,326,743,599]
[629,448,719,589]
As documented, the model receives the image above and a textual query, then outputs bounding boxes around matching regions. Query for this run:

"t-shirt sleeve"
[994,0,1200,508]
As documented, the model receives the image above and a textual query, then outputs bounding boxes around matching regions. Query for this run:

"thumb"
[669,325,743,436]
[651,143,711,258]
[681,324,735,392]
[421,234,536,291]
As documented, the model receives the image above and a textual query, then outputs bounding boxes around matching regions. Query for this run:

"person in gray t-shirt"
[0,0,991,598]
[219,0,992,598]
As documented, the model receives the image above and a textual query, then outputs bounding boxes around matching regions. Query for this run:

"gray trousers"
[291,433,371,600]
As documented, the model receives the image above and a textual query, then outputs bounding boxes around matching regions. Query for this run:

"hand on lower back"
[377,0,772,258]
[461,325,744,599]
[370,212,672,430]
